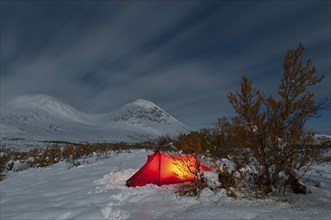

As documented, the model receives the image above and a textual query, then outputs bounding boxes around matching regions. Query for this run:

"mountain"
[110,99,188,135]
[0,95,189,147]
[2,94,95,127]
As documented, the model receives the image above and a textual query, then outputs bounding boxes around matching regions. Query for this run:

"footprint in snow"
[101,200,130,220]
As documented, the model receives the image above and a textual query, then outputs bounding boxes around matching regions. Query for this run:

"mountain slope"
[0,95,189,146]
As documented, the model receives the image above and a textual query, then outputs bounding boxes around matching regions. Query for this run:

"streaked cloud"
[1,1,330,133]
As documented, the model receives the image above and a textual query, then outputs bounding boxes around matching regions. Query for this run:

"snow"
[130,99,157,107]
[1,150,330,220]
[1,95,189,148]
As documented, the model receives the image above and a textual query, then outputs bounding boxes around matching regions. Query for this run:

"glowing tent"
[126,151,212,187]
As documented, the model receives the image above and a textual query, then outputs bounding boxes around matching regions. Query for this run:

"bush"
[176,178,207,197]
[175,131,209,155]
[227,44,327,195]
[204,117,234,159]
[156,135,174,151]
[0,141,149,178]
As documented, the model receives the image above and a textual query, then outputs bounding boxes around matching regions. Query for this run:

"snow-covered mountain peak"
[2,94,93,128]
[131,99,156,107]
[110,99,189,137]
[9,94,74,113]
[9,94,56,106]
[113,99,171,123]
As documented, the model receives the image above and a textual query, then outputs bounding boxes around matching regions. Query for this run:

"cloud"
[1,1,330,131]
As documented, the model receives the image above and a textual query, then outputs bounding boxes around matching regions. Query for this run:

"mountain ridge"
[1,94,189,147]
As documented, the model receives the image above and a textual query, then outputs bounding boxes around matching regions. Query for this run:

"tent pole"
[158,152,161,186]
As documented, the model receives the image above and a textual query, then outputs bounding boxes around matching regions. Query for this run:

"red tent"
[126,151,212,187]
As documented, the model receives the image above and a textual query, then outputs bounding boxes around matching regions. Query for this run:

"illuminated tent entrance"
[126,151,212,187]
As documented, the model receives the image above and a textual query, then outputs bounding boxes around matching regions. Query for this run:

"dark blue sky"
[1,1,330,133]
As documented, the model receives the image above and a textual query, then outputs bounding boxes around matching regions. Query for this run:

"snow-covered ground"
[1,150,330,219]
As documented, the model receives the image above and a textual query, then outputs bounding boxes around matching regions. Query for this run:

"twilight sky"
[1,1,330,133]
